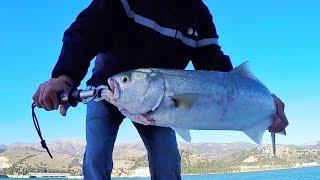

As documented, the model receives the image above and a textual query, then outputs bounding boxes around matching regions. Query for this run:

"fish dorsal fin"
[171,93,199,109]
[231,62,266,88]
[172,128,191,142]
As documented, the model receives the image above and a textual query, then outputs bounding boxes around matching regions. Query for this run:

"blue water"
[1,167,320,180]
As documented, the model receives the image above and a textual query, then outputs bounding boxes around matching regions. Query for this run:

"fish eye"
[121,76,129,83]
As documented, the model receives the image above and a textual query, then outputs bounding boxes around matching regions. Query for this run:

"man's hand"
[268,94,289,133]
[32,75,74,116]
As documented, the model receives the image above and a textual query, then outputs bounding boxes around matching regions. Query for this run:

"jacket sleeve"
[191,2,233,72]
[51,0,113,86]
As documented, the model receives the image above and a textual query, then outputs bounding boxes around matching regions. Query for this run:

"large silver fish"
[103,62,283,154]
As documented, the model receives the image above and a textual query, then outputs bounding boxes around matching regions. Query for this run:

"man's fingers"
[38,84,46,109]
[41,79,69,111]
[268,94,289,133]
[272,94,285,114]
[33,76,74,113]
[47,91,59,110]
[280,114,289,132]
[269,116,282,132]
[60,104,70,116]
[49,79,71,93]
[275,100,288,132]
[32,86,41,107]
[269,115,289,133]
[42,91,54,110]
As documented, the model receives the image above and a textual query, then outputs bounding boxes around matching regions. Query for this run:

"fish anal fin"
[243,121,269,145]
[244,129,265,145]
[172,128,191,142]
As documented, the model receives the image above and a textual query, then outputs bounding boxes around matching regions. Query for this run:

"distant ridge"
[0,145,7,153]
[1,139,320,177]
[302,141,320,148]
[2,140,257,160]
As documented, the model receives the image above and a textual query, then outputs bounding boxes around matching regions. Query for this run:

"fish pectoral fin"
[171,93,199,109]
[172,128,191,142]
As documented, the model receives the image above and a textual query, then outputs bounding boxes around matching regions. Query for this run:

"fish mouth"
[107,77,120,100]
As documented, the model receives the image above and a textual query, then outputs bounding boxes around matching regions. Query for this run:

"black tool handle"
[57,88,80,107]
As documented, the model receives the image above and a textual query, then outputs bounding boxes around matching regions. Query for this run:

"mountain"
[0,145,7,153]
[178,142,257,159]
[7,139,86,155]
[302,141,320,149]
[0,140,319,177]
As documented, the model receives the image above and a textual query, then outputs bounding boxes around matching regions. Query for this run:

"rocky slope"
[0,140,319,176]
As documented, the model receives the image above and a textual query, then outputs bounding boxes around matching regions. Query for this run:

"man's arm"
[33,0,113,114]
[192,2,288,132]
[52,0,113,87]
[191,2,233,72]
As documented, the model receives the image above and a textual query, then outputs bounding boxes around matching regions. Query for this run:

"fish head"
[107,69,165,115]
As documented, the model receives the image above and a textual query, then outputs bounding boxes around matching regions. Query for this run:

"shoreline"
[1,165,319,178]
[183,165,320,177]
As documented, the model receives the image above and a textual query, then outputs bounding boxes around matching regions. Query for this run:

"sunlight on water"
[1,167,319,180]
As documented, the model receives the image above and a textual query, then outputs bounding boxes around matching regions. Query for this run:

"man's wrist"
[57,75,74,87]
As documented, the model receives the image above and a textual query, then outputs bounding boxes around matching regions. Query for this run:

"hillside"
[0,140,319,177]
[0,145,7,154]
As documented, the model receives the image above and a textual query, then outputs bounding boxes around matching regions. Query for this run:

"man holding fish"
[32,0,288,179]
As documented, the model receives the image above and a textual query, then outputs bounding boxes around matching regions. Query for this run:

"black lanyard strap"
[31,102,53,158]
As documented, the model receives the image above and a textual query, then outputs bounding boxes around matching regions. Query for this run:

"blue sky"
[0,0,319,145]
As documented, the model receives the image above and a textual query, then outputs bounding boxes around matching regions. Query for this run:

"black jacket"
[52,0,233,87]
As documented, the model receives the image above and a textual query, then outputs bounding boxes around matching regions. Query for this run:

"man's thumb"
[60,104,70,116]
